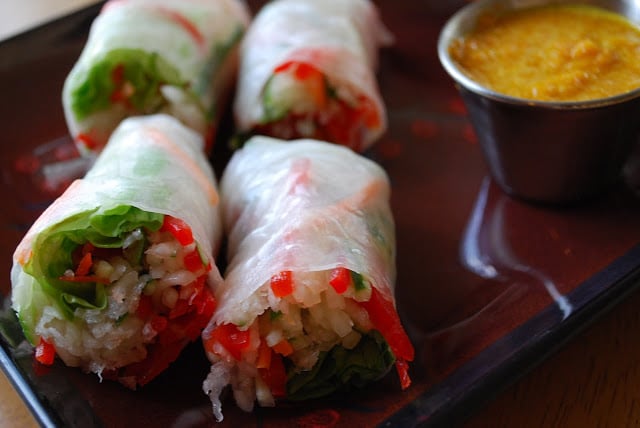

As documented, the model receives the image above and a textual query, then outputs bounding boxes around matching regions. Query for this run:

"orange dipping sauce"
[449,5,640,101]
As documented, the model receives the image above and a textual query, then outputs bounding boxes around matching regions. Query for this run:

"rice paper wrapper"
[12,114,223,342]
[63,0,250,155]
[215,136,395,327]
[233,0,392,149]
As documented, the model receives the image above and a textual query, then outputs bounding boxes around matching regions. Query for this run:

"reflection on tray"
[461,177,573,319]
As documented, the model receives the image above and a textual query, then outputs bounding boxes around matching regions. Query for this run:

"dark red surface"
[2,1,640,427]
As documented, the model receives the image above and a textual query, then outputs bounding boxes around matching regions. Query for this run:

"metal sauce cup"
[438,0,640,205]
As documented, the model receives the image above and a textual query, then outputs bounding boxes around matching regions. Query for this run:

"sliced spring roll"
[62,0,250,156]
[202,136,414,420]
[11,114,222,389]
[234,0,392,152]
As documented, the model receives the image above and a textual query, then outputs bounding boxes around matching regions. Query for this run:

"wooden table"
[0,0,98,40]
[465,283,640,428]
[0,370,38,428]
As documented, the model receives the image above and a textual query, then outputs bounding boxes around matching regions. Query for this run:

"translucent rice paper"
[214,136,396,327]
[233,0,392,150]
[12,114,223,338]
[62,0,250,155]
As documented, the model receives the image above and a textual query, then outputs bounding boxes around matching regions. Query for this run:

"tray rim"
[382,243,640,427]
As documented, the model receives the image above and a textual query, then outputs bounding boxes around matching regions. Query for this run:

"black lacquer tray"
[2,2,640,427]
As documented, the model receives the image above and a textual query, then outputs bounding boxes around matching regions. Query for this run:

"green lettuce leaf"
[286,330,395,401]
[22,206,163,320]
[70,48,184,120]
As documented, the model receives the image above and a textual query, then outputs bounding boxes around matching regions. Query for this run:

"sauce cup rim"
[437,0,640,110]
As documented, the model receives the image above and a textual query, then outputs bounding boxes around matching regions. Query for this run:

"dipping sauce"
[449,5,640,101]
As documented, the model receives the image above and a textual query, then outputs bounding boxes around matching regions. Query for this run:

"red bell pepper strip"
[35,338,56,366]
[205,323,251,361]
[136,294,153,319]
[270,270,294,297]
[76,133,99,151]
[160,291,215,345]
[329,267,350,294]
[273,61,294,74]
[120,339,186,387]
[168,277,214,320]
[182,292,216,341]
[118,286,216,386]
[395,358,411,390]
[75,252,93,276]
[273,61,316,80]
[150,315,168,333]
[183,249,204,272]
[81,242,95,255]
[168,299,191,320]
[358,286,414,389]
[292,63,317,80]
[160,215,195,246]
[194,288,216,316]
[258,351,287,398]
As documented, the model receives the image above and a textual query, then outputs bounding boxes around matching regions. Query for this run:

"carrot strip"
[272,339,294,357]
[75,252,92,276]
[256,340,272,369]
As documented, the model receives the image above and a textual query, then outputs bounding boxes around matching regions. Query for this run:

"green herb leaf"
[286,330,395,401]
[270,310,283,321]
[350,271,368,291]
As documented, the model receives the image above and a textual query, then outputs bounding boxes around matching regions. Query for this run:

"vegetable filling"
[28,212,216,388]
[203,267,412,418]
[256,62,381,150]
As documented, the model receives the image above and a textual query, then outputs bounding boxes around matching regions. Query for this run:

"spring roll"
[11,114,222,389]
[233,0,392,152]
[202,136,414,421]
[62,0,250,156]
